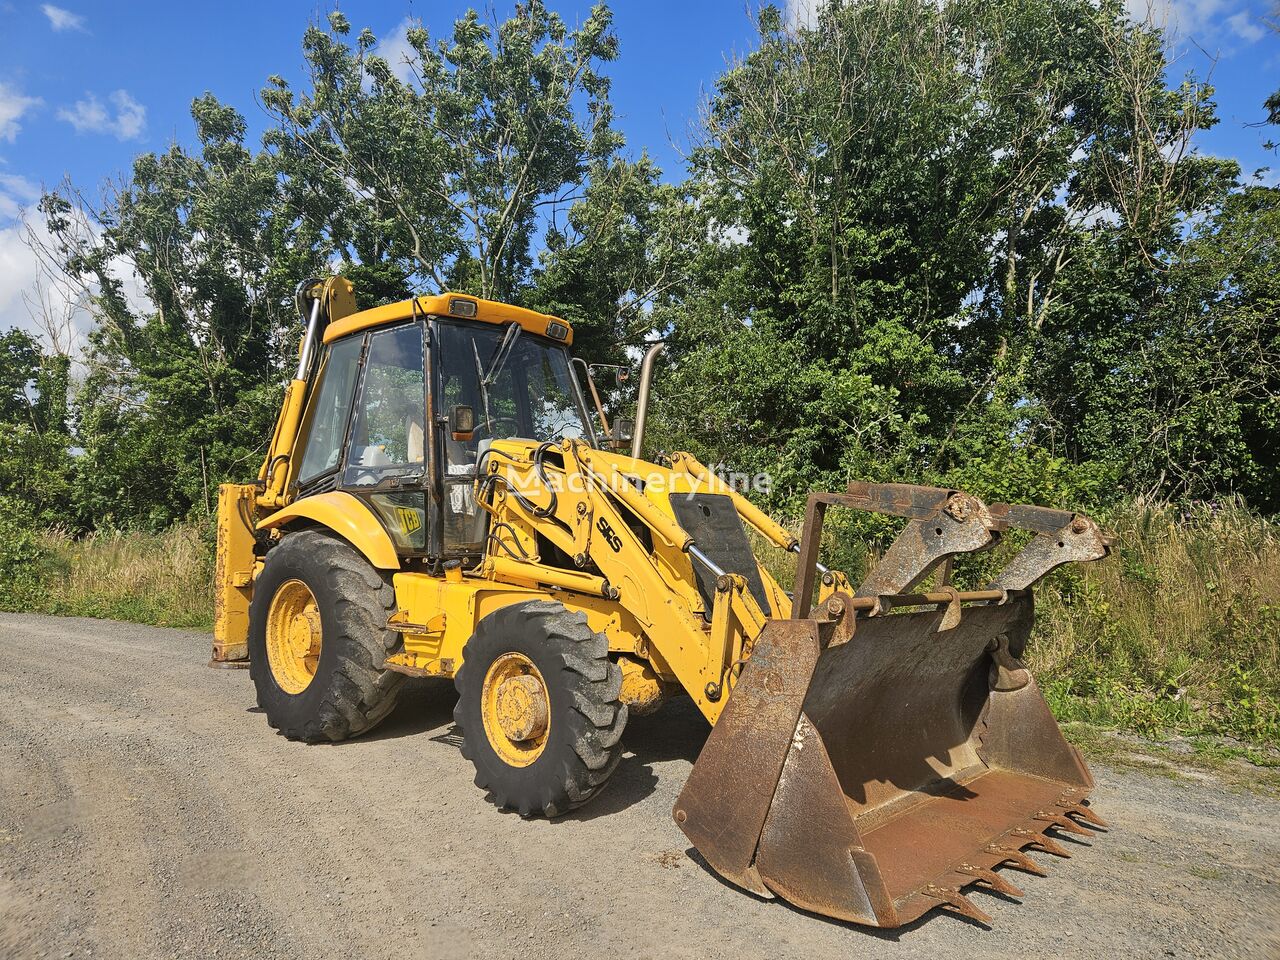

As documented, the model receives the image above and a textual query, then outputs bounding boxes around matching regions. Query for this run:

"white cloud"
[0,200,84,347]
[0,84,42,143]
[373,18,419,83]
[41,4,86,32]
[0,174,154,355]
[0,173,39,220]
[57,90,145,141]
[1125,0,1269,45]
[1226,10,1266,41]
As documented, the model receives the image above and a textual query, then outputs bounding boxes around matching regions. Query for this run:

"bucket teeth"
[984,844,1048,877]
[923,885,993,927]
[1035,812,1097,837]
[1068,804,1109,829]
[1017,831,1073,858]
[958,864,1024,899]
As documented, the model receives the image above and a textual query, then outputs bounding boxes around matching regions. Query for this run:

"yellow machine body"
[213,281,1113,930]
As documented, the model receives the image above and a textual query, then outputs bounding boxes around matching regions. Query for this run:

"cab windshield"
[435,319,595,552]
[435,320,596,447]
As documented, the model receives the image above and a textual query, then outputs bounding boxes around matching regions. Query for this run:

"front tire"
[248,529,404,742]
[454,600,627,817]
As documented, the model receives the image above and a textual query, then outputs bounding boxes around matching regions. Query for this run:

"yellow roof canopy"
[322,293,573,346]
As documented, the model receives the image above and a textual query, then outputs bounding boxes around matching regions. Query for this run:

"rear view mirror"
[449,404,476,441]
[611,417,634,448]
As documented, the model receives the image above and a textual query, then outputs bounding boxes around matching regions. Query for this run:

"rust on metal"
[1034,811,1098,837]
[676,481,1113,930]
[957,863,1024,899]
[673,617,827,897]
[988,502,1112,591]
[922,886,993,926]
[986,844,1049,876]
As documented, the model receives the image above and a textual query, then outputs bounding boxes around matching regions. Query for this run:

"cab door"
[338,320,432,554]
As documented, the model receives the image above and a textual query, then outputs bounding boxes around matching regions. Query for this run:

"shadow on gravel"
[339,680,713,819]
[681,844,998,940]
[346,677,459,744]
[565,696,712,821]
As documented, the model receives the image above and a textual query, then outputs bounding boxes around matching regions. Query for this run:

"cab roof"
[321,293,573,346]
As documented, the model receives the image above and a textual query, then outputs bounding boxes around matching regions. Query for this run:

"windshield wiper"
[483,322,522,386]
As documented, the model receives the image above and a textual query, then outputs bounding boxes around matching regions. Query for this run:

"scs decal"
[596,516,623,552]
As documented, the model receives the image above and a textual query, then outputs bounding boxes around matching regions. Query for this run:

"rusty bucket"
[674,483,1110,928]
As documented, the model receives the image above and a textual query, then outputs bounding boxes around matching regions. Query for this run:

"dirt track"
[1,612,1277,960]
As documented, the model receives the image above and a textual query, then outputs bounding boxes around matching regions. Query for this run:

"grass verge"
[5,500,1278,771]
[29,525,214,630]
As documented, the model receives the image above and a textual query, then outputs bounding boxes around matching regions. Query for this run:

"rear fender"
[259,491,400,571]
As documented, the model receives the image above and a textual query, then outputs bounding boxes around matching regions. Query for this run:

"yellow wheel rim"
[481,652,550,767]
[265,579,323,695]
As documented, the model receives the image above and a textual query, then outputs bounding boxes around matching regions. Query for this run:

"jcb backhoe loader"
[213,277,1111,929]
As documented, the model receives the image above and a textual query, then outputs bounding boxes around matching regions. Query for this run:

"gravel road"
[1,612,1276,960]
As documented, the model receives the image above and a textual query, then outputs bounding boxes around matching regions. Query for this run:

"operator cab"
[291,293,596,565]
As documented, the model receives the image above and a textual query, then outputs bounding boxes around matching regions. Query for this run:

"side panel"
[389,572,656,678]
[258,491,401,570]
[212,483,259,663]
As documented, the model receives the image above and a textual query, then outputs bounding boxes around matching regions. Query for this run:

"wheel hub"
[481,652,550,767]
[495,674,549,742]
[265,579,323,695]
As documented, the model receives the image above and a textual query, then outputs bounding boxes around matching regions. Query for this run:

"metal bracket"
[792,483,1001,619]
[988,504,1112,592]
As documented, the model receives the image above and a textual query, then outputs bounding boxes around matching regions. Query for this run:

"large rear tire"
[248,529,404,742]
[454,600,627,817]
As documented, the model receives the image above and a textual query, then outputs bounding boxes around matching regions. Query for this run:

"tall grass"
[1032,500,1279,747]
[35,525,214,629]
[753,498,1279,749]
[15,501,1280,749]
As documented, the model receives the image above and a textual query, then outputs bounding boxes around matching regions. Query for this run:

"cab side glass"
[344,323,427,487]
[296,336,363,486]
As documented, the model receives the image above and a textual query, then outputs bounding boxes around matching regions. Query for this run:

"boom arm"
[259,276,358,509]
[477,439,770,722]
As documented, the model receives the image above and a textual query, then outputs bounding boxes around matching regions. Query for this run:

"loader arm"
[477,438,768,721]
[482,439,1115,927]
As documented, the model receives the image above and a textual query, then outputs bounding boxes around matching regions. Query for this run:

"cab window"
[296,335,363,486]
[344,322,426,487]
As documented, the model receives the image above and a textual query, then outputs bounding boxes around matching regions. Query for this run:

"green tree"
[648,0,1251,513]
[0,328,75,526]
[262,4,621,303]
[41,95,328,527]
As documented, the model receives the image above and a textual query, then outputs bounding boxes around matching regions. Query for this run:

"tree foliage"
[646,0,1276,512]
[3,0,1276,531]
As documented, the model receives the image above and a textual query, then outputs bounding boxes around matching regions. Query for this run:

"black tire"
[248,529,404,742]
[454,600,627,817]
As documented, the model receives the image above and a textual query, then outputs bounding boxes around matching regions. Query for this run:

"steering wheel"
[477,415,521,439]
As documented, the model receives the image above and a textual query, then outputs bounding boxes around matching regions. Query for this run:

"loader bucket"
[674,483,1110,928]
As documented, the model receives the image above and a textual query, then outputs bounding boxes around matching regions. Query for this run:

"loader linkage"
[676,482,1111,928]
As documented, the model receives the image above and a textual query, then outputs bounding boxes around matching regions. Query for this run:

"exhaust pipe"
[630,342,664,459]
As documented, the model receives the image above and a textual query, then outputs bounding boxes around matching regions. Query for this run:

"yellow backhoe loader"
[213,277,1112,929]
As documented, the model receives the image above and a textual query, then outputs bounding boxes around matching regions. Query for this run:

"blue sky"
[0,0,1276,343]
